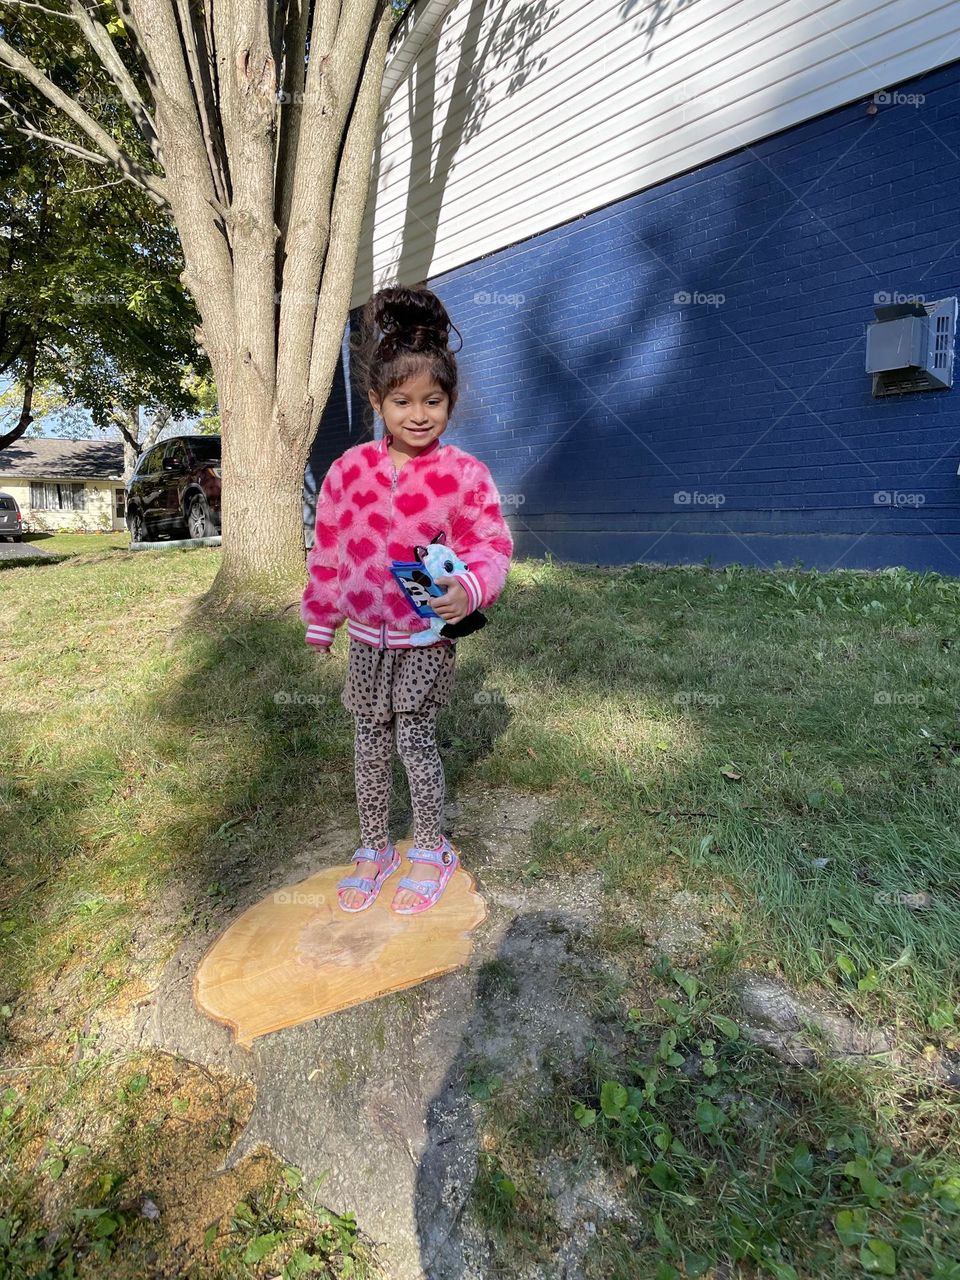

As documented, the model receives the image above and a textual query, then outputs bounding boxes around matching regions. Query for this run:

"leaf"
[859,1238,896,1274]
[90,1213,120,1239]
[837,954,858,981]
[203,1220,220,1247]
[709,1015,740,1040]
[658,1029,678,1060]
[720,767,742,781]
[844,1158,891,1205]
[652,1213,673,1250]
[673,970,700,1000]
[835,1208,869,1247]
[695,1099,727,1134]
[828,917,855,938]
[857,970,880,994]
[600,1081,627,1119]
[243,1231,283,1263]
[574,1104,596,1129]
[649,1161,678,1191]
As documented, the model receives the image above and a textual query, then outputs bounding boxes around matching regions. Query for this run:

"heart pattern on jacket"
[395,491,429,517]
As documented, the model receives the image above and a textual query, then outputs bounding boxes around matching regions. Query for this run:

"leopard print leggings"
[353,707,445,850]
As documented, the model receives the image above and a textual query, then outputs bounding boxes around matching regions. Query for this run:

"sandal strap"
[353,844,393,865]
[395,875,441,901]
[407,841,455,867]
[338,874,376,893]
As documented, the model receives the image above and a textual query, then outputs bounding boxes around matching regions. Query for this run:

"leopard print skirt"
[340,636,457,722]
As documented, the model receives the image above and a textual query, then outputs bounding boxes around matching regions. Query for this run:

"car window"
[164,442,188,469]
[0,495,14,511]
[187,436,221,464]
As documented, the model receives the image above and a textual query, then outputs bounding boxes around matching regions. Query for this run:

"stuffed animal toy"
[390,531,487,646]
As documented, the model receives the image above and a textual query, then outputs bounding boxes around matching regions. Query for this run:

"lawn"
[1,544,958,1278]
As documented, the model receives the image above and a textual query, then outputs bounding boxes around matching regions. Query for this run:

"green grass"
[1,546,959,1276]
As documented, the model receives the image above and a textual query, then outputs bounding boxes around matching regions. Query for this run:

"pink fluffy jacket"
[301,431,514,649]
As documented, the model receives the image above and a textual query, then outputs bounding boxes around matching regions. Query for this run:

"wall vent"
[866,297,957,397]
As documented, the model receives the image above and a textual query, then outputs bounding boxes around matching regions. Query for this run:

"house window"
[30,481,86,511]
[115,488,126,519]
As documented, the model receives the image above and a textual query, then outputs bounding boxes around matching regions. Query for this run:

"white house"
[0,438,127,533]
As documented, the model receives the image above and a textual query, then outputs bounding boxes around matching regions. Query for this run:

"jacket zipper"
[383,454,398,649]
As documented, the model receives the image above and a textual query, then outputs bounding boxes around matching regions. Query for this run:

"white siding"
[351,0,960,306]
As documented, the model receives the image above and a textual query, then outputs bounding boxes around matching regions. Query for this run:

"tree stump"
[194,840,486,1048]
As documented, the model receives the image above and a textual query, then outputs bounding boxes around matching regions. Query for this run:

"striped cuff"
[305,623,335,648]
[451,570,483,613]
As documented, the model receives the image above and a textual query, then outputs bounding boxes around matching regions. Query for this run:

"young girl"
[301,285,514,914]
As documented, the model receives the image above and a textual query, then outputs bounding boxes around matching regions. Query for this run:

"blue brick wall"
[307,57,960,575]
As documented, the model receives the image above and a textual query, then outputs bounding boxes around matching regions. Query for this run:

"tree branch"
[0,35,169,205]
[0,94,119,169]
[307,1,395,415]
[128,0,237,396]
[172,0,230,214]
[67,0,163,166]
[2,0,77,19]
[0,333,38,453]
[275,0,313,244]
[276,0,377,409]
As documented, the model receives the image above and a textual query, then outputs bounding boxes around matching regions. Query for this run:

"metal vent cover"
[869,296,957,397]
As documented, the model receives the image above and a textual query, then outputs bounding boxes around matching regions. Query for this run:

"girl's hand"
[432,577,471,625]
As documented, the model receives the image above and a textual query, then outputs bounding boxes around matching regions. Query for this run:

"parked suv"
[0,492,23,541]
[126,435,221,542]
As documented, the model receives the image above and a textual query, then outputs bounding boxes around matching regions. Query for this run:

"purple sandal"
[336,842,401,913]
[391,836,459,914]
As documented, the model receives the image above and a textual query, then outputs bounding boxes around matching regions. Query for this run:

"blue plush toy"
[389,530,487,647]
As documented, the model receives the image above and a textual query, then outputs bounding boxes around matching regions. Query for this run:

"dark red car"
[126,435,221,542]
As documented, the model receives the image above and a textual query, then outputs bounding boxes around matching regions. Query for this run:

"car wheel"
[187,494,214,539]
[13,534,22,542]
[128,510,149,543]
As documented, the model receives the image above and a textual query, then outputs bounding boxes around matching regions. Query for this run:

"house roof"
[0,437,124,481]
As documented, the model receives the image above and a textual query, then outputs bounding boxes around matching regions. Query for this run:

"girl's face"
[369,371,450,456]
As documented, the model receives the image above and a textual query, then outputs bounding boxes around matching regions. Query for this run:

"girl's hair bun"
[352,283,462,419]
[373,286,462,357]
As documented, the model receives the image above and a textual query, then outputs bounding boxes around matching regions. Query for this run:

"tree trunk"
[206,387,312,611]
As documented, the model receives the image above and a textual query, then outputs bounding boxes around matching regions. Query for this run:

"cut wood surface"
[193,840,487,1048]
